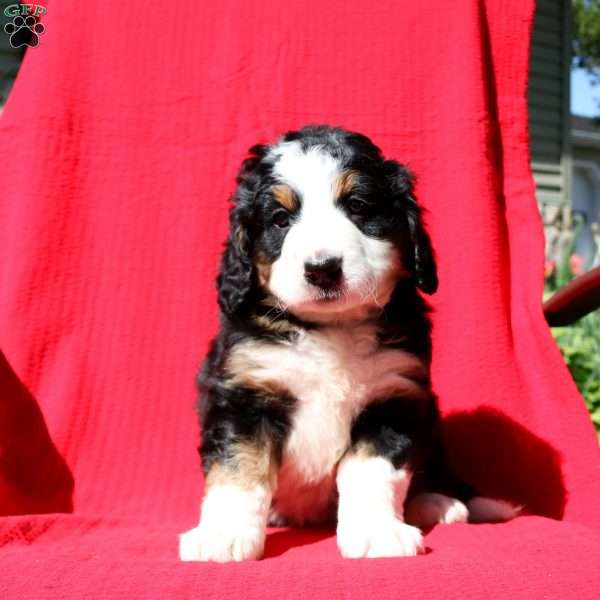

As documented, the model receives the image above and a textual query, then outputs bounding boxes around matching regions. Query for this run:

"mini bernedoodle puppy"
[180,125,519,562]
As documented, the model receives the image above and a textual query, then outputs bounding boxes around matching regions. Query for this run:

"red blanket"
[1,1,599,597]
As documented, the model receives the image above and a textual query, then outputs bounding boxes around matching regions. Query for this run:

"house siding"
[528,0,571,207]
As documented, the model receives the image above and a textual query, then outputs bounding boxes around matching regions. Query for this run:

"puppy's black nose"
[304,257,343,289]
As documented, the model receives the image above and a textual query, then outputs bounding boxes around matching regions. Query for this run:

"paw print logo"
[4,15,45,48]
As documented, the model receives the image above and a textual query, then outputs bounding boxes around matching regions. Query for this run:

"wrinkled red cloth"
[1,1,599,597]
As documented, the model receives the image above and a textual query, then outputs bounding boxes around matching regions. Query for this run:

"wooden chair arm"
[543,265,600,327]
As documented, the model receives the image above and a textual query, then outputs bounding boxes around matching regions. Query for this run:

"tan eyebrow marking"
[272,184,298,212]
[335,170,358,199]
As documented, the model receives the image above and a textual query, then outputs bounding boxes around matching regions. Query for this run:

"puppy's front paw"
[179,519,265,562]
[337,517,424,558]
[179,484,270,562]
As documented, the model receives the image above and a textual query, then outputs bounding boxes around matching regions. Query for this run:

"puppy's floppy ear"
[384,160,438,295]
[217,144,267,315]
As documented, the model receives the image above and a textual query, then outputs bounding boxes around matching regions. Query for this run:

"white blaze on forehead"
[269,141,354,260]
[270,141,342,206]
[266,140,399,320]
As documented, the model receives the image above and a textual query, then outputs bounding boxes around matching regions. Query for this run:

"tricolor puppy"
[180,125,518,562]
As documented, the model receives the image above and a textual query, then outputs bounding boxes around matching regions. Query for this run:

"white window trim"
[573,160,600,191]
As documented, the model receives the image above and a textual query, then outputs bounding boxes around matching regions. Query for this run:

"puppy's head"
[217,125,437,322]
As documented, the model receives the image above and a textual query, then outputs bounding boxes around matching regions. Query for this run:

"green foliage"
[551,311,600,432]
[545,212,600,434]
[573,0,600,77]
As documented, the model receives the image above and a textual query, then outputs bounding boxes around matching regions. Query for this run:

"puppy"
[180,125,518,562]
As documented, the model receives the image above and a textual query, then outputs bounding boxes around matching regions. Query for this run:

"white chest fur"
[227,323,426,524]
[278,325,423,480]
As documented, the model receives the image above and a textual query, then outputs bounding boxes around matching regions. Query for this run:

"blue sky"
[572,68,600,116]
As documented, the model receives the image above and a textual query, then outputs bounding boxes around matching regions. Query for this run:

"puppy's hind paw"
[405,493,469,529]
[466,497,522,523]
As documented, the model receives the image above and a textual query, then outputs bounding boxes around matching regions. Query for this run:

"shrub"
[545,216,600,435]
[551,312,600,432]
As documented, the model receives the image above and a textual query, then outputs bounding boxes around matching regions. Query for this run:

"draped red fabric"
[1,1,599,597]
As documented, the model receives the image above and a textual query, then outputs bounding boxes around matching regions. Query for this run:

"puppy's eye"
[272,210,290,229]
[347,198,369,216]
